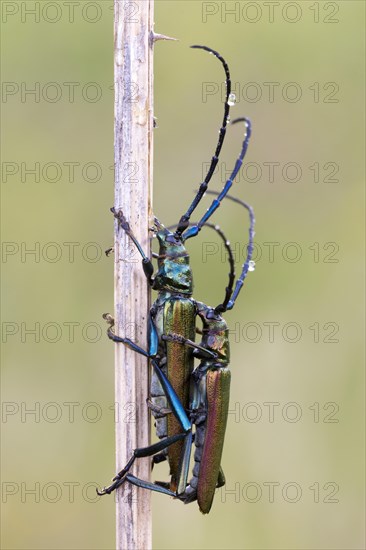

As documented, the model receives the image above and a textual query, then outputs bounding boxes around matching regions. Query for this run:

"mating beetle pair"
[97,45,255,514]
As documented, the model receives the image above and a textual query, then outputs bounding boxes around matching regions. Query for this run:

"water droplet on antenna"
[228,93,236,106]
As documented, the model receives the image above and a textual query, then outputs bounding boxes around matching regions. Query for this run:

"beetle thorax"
[153,229,193,295]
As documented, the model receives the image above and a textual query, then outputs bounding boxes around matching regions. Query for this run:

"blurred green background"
[1,1,364,549]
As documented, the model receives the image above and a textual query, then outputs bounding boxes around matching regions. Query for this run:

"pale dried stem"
[114,1,154,548]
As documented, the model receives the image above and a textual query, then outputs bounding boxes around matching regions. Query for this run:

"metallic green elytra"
[164,297,195,491]
[197,368,231,514]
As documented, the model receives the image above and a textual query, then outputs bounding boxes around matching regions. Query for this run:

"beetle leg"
[97,433,186,495]
[152,452,167,467]
[103,311,160,359]
[98,361,194,497]
[111,207,154,285]
[102,312,153,358]
[105,326,149,357]
[146,398,172,417]
[162,333,217,359]
[123,474,176,497]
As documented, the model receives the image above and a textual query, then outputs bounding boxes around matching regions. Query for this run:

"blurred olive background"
[1,1,364,549]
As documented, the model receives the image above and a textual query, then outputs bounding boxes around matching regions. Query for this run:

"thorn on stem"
[149,31,178,45]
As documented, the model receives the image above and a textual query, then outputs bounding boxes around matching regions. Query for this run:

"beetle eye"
[207,309,219,320]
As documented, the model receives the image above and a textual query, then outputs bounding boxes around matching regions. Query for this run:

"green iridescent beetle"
[97,45,255,513]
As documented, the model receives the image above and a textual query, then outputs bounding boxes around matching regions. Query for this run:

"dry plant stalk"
[114,1,153,548]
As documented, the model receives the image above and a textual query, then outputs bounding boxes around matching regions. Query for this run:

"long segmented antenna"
[167,221,236,311]
[182,117,251,242]
[203,191,255,313]
[201,222,236,314]
[175,45,232,237]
